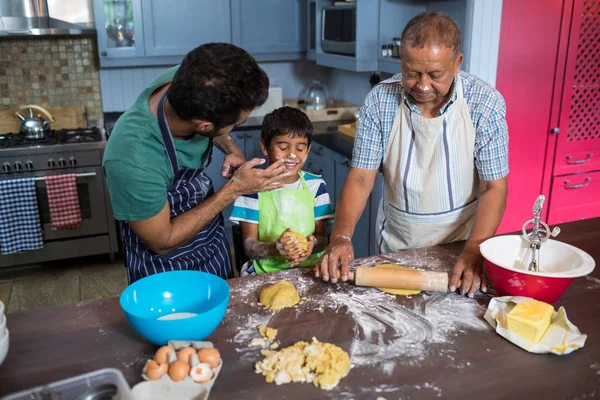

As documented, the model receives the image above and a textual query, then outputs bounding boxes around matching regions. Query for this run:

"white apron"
[376,75,479,253]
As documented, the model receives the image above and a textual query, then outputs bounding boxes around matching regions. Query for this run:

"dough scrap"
[258,325,278,341]
[283,231,308,252]
[374,264,422,296]
[259,281,300,310]
[255,337,350,390]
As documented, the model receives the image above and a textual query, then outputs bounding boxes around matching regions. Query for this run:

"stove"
[0,127,118,268]
[0,127,103,149]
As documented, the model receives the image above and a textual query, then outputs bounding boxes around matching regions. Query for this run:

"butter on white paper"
[484,296,587,355]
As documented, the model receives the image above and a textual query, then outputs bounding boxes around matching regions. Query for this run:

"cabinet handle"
[101,51,107,56]
[245,133,253,138]
[237,133,244,139]
[342,158,350,167]
[564,177,591,189]
[566,153,593,165]
[315,147,324,156]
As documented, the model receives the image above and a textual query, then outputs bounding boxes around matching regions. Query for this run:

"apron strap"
[299,171,309,190]
[157,93,180,174]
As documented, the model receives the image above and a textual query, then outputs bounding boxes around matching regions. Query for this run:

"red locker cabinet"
[496,0,600,233]
[548,0,600,224]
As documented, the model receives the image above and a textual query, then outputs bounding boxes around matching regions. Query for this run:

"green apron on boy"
[254,172,323,274]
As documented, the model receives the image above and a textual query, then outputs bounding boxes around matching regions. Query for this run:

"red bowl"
[480,235,595,304]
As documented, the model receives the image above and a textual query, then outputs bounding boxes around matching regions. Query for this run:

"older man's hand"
[449,251,488,298]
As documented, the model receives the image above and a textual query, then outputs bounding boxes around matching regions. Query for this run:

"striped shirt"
[230,171,334,224]
[352,71,509,181]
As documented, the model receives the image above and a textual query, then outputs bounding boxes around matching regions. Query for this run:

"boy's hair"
[261,106,313,147]
[167,43,269,129]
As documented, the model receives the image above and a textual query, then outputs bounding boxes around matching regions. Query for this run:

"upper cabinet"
[93,0,145,62]
[231,0,306,61]
[142,0,231,57]
[93,0,306,68]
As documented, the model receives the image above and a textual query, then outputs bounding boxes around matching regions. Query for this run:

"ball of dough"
[283,231,308,253]
[375,264,422,296]
[259,281,300,310]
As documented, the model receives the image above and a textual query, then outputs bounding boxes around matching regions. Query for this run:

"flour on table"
[583,275,600,290]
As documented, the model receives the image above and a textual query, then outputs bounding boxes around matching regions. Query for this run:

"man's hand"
[314,236,354,283]
[449,251,488,298]
[222,152,245,178]
[228,158,288,195]
[290,235,316,267]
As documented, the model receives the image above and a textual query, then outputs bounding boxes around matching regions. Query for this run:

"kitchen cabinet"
[142,0,231,57]
[231,0,306,61]
[92,0,231,67]
[496,0,600,232]
[92,0,145,61]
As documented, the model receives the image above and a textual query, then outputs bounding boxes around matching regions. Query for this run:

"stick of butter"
[507,298,554,343]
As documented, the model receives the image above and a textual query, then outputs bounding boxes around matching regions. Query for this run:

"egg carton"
[131,340,223,400]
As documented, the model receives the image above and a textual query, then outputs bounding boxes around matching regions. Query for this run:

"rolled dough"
[259,281,300,310]
[375,264,422,296]
[284,231,308,252]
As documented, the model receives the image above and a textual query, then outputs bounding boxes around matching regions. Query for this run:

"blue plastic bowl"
[119,270,230,346]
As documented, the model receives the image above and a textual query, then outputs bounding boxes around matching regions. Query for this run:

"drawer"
[547,170,600,224]
[553,149,600,176]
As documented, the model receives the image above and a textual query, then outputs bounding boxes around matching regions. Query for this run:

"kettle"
[303,80,329,111]
[15,104,55,140]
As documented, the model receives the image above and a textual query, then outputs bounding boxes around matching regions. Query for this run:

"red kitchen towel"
[44,174,83,230]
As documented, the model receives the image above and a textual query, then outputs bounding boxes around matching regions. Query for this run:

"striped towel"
[0,178,44,254]
[45,174,83,230]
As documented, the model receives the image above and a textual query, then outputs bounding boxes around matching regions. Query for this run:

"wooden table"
[1,218,599,399]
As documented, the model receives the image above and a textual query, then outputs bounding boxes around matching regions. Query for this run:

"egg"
[168,360,190,382]
[154,345,174,364]
[143,360,168,380]
[177,347,196,364]
[197,348,220,368]
[189,362,213,383]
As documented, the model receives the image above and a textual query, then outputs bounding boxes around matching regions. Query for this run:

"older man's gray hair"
[400,12,462,58]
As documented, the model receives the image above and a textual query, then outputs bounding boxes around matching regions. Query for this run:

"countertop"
[1,218,599,399]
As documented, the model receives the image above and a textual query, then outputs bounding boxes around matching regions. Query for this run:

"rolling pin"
[341,266,453,292]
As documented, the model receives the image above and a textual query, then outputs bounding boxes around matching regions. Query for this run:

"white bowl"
[480,235,595,278]
[0,329,8,367]
[480,235,596,303]
[0,315,5,340]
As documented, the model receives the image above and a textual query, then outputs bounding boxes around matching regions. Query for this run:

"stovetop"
[0,127,103,149]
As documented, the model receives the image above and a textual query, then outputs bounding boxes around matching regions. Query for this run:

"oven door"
[32,166,109,241]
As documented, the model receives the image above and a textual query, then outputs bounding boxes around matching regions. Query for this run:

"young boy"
[230,106,334,275]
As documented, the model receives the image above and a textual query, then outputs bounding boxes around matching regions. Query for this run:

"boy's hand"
[275,229,304,260]
[290,235,315,267]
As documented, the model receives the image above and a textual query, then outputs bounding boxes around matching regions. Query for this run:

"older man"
[316,12,509,298]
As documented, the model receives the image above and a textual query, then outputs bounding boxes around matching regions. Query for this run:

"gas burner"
[0,127,103,148]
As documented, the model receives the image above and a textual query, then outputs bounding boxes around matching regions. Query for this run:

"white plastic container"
[1,368,135,400]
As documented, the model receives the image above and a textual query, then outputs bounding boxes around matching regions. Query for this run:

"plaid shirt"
[352,71,509,181]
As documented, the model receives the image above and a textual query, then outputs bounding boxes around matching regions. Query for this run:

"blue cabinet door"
[231,0,306,59]
[334,155,371,258]
[92,0,145,59]
[142,0,231,57]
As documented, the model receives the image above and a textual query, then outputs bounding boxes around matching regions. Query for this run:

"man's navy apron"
[120,94,233,283]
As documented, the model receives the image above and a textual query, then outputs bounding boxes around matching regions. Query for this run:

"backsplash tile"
[0,36,102,126]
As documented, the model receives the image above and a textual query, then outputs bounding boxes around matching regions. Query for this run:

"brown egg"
[177,347,196,364]
[197,348,220,368]
[168,360,190,382]
[143,360,168,380]
[154,345,174,364]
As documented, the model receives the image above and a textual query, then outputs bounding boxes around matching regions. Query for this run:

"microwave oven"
[321,4,356,56]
